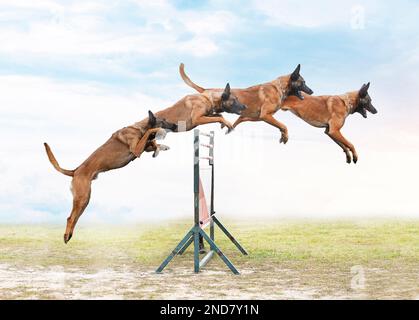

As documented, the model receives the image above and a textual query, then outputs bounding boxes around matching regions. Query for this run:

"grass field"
[0,219,418,299]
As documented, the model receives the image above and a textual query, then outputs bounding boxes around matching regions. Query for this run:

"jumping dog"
[132,83,247,253]
[281,82,377,163]
[179,63,313,143]
[133,83,246,156]
[44,111,177,243]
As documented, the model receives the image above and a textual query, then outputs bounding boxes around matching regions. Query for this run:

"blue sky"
[1,0,418,94]
[0,0,418,224]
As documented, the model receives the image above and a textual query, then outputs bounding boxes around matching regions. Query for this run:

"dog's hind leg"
[193,115,234,132]
[64,174,92,243]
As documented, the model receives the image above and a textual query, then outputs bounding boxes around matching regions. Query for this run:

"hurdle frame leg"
[199,229,239,275]
[156,227,194,273]
[212,215,248,256]
[177,235,193,255]
[155,129,248,275]
[193,226,200,273]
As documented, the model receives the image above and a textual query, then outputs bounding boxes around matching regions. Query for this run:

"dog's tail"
[43,143,74,177]
[179,63,205,93]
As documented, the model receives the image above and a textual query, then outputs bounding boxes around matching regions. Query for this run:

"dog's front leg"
[194,115,234,133]
[230,116,259,130]
[260,112,289,144]
[132,128,163,157]
[325,128,352,163]
[144,140,170,158]
[327,123,358,163]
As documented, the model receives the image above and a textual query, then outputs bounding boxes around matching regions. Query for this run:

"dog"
[133,82,246,156]
[44,111,177,243]
[131,82,246,254]
[281,82,377,163]
[179,63,313,143]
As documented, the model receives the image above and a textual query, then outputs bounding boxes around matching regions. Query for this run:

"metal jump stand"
[156,129,248,274]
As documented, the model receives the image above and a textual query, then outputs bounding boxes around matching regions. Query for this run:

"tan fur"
[282,91,360,163]
[44,119,166,243]
[179,64,293,143]
[133,93,233,155]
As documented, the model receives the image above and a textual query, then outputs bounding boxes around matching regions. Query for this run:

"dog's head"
[148,110,178,132]
[288,64,314,100]
[219,83,247,115]
[355,82,377,118]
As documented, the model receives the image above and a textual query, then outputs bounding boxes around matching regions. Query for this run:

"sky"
[0,0,418,225]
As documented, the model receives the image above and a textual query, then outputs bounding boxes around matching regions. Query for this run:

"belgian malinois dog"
[44,111,177,243]
[133,83,246,156]
[132,83,247,254]
[179,63,313,143]
[281,82,377,163]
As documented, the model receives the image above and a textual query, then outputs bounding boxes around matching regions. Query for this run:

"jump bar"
[199,131,213,137]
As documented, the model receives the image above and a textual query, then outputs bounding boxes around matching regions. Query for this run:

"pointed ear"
[359,82,370,98]
[221,83,231,101]
[148,110,156,126]
[290,64,301,81]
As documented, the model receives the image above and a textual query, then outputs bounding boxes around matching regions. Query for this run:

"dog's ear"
[148,110,156,126]
[290,64,301,81]
[221,83,231,101]
[359,82,370,98]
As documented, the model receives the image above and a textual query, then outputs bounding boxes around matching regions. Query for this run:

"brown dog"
[179,63,313,143]
[281,82,377,163]
[133,83,246,156]
[131,83,246,254]
[44,111,177,243]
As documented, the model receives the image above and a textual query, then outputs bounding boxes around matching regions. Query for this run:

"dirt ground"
[1,263,418,300]
[0,220,418,299]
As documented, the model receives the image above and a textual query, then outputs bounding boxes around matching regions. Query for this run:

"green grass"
[0,219,418,299]
[1,220,418,267]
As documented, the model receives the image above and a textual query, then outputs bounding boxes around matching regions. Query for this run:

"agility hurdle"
[156,129,248,274]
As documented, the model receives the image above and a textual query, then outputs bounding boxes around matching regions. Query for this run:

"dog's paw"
[152,149,160,158]
[279,133,288,144]
[159,144,170,151]
[155,129,167,140]
[225,127,234,135]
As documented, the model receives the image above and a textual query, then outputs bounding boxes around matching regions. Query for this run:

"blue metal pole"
[156,227,195,273]
[213,215,248,256]
[193,129,200,272]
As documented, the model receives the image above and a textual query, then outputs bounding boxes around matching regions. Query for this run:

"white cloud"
[0,0,238,59]
[252,0,350,28]
[251,0,388,29]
